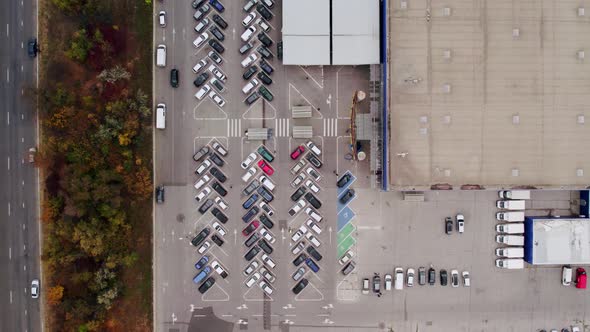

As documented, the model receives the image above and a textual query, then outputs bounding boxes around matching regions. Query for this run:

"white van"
[496,200,525,210]
[496,211,525,222]
[498,190,530,200]
[156,103,166,129]
[305,207,322,223]
[495,247,524,258]
[259,176,275,191]
[562,266,572,286]
[394,268,404,290]
[156,44,167,67]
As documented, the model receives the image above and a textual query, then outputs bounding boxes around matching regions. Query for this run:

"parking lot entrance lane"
[337,237,356,258]
[337,206,355,231]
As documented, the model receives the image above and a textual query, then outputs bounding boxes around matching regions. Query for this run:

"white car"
[241,153,257,169]
[255,18,270,32]
[304,207,322,223]
[259,175,275,191]
[457,214,465,233]
[211,260,228,278]
[241,26,257,42]
[462,271,471,287]
[193,32,209,48]
[259,227,275,243]
[245,272,261,287]
[195,84,211,100]
[259,280,273,295]
[31,279,39,299]
[394,267,404,290]
[242,78,260,94]
[211,142,227,156]
[291,241,305,255]
[241,52,259,68]
[338,250,354,265]
[304,180,320,193]
[209,91,226,107]
[214,196,228,210]
[291,225,308,242]
[242,12,257,26]
[306,167,321,182]
[244,260,259,276]
[242,167,257,182]
[407,268,415,287]
[306,140,322,156]
[306,220,322,234]
[192,59,208,73]
[158,11,166,27]
[261,253,276,269]
[290,173,306,188]
[195,159,212,175]
[194,18,210,33]
[306,233,321,247]
[259,266,276,283]
[195,187,212,201]
[212,222,226,236]
[292,267,306,281]
[208,64,227,81]
[288,199,307,217]
[259,201,274,216]
[194,175,211,190]
[384,274,392,291]
[198,241,211,254]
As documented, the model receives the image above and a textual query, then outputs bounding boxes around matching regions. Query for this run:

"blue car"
[195,255,209,270]
[242,193,259,210]
[209,0,225,12]
[193,266,212,284]
[305,258,320,273]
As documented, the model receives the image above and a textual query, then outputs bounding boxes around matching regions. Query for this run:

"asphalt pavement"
[0,0,42,331]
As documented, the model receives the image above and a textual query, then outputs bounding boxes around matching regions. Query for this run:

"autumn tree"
[47,285,64,306]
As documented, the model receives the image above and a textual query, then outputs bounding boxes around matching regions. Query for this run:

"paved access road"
[0,0,42,331]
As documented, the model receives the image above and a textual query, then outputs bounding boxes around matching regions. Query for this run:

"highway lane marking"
[8,202,11,216]
[9,247,11,260]
[24,265,27,271]
[22,202,25,208]
[23,223,26,230]
[21,42,23,49]
[21,20,24,27]
[7,156,10,170]
[7,111,9,125]
[21,137,24,142]
[10,290,12,303]
[6,68,9,83]
[21,65,24,73]
[6,24,8,37]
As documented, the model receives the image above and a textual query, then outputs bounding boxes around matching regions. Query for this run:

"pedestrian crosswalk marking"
[323,118,338,137]
[227,119,241,137]
[274,118,290,137]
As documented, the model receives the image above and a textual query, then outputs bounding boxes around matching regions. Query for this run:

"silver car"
[292,267,306,281]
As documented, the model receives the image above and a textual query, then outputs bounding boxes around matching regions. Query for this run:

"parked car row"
[362,267,471,294]
[444,214,465,234]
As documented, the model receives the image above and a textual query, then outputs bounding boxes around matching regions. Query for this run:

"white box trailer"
[496,223,524,234]
[496,235,525,246]
[498,190,530,200]
[156,44,167,67]
[156,103,166,129]
[496,200,525,210]
[496,211,525,222]
[495,258,525,269]
[495,247,524,258]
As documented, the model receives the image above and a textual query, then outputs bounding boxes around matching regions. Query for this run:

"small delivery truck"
[495,247,524,258]
[495,258,525,269]
[498,190,530,200]
[496,200,526,210]
[496,223,525,234]
[496,235,525,246]
[156,103,166,129]
[156,44,167,67]
[496,211,525,222]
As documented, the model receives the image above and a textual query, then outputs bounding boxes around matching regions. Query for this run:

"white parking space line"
[298,66,323,89]
[6,24,8,37]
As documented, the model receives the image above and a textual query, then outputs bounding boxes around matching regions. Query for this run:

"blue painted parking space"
[337,190,356,214]
[337,206,356,231]
[337,171,356,196]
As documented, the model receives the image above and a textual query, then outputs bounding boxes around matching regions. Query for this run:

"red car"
[242,220,260,236]
[258,160,274,176]
[576,267,587,289]
[290,145,305,160]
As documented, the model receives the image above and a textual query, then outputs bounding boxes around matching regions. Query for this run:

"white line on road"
[221,314,233,317]
[22,202,25,208]
[7,111,9,125]
[21,137,24,143]
[24,265,27,271]
[21,42,23,49]
[9,247,11,260]
[6,24,8,37]
[23,244,26,251]
[8,202,11,216]
[9,291,12,304]
[7,156,10,170]
[22,223,26,230]
[6,68,9,83]
[22,180,24,186]
[25,309,27,316]
[21,65,24,72]
[20,20,23,27]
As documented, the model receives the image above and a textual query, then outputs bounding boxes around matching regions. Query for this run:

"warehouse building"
[524,217,590,265]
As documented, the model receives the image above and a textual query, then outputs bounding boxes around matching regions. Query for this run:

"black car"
[198,199,214,214]
[428,267,436,285]
[170,69,179,87]
[209,152,224,167]
[245,233,260,247]
[259,59,274,75]
[192,0,206,8]
[440,269,448,286]
[208,39,225,53]
[257,72,272,85]
[211,234,224,246]
[194,72,210,87]
[198,276,215,294]
[209,167,227,183]
[211,181,227,197]
[191,227,211,246]
[258,86,274,102]
[256,4,273,20]
[242,206,259,223]
[257,32,273,47]
[210,78,225,92]
[155,186,165,203]
[242,179,260,196]
[257,186,274,203]
[290,187,307,202]
[339,189,355,204]
[257,45,273,59]
[243,65,258,80]
[277,41,283,60]
[211,207,228,223]
[341,261,355,275]
[242,193,259,210]
[209,25,225,41]
[245,92,260,105]
[305,153,322,168]
[193,146,210,161]
[27,38,38,58]
[239,42,254,55]
[445,217,453,234]
[304,192,322,209]
[292,278,308,294]
[258,239,273,254]
[293,253,307,266]
[259,213,274,229]
[337,173,352,188]
[212,14,228,29]
[244,245,261,261]
[306,246,322,261]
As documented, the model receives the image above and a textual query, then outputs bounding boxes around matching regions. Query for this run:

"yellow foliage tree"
[47,285,64,306]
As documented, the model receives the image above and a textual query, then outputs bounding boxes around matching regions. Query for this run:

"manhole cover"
[177,214,185,222]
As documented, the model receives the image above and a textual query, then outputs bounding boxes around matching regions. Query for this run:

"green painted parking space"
[337,236,356,258]
[337,223,355,243]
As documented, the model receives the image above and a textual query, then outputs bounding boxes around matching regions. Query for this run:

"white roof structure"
[282,0,380,65]
[528,218,590,265]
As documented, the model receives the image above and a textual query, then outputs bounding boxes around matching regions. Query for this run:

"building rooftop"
[525,218,590,265]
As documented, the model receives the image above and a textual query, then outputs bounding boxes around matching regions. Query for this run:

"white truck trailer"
[496,223,525,234]
[496,200,526,210]
[496,235,525,246]
[496,211,525,222]
[495,247,524,258]
[495,258,525,269]
[498,190,530,200]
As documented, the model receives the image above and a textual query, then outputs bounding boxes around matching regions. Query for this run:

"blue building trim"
[379,0,388,191]
[524,217,534,264]
[581,190,589,217]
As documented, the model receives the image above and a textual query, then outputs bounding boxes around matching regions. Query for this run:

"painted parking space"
[337,206,355,231]
[337,237,356,258]
[337,223,355,243]
[336,171,356,196]
[337,191,356,214]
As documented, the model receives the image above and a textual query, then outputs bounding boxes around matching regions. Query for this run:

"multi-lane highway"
[0,0,42,331]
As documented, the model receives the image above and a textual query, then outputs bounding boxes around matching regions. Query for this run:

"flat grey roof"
[282,35,330,65]
[282,0,329,35]
[388,0,590,189]
[530,218,590,265]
